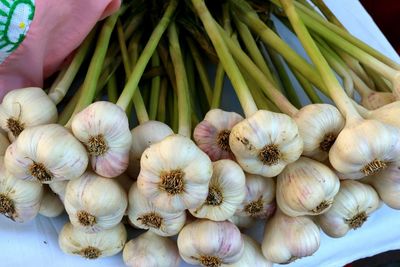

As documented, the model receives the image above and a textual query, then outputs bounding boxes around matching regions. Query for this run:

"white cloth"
[1,0,399,266]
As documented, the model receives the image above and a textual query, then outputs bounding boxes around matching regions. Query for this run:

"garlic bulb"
[235,173,275,219]
[0,87,57,140]
[49,180,68,202]
[224,235,272,267]
[178,219,244,266]
[123,231,181,267]
[190,159,246,221]
[317,180,380,238]
[59,222,127,259]
[0,159,43,222]
[329,119,400,179]
[128,182,186,236]
[39,186,64,217]
[138,134,213,212]
[127,120,173,178]
[229,215,256,229]
[262,209,320,264]
[294,104,344,161]
[4,124,88,184]
[64,171,128,233]
[359,101,400,129]
[71,101,132,178]
[0,133,9,156]
[276,157,340,217]
[194,109,243,161]
[229,110,303,177]
[363,162,400,209]
[360,91,395,110]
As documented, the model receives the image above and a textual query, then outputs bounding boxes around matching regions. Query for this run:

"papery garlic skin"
[4,124,88,184]
[178,219,244,266]
[128,182,186,236]
[262,209,320,264]
[294,104,344,161]
[329,119,400,179]
[39,186,64,217]
[0,133,10,156]
[190,159,246,221]
[224,235,272,267]
[277,157,340,217]
[194,109,243,161]
[235,173,275,219]
[123,231,181,267]
[0,87,58,141]
[127,121,173,178]
[317,180,380,238]
[49,180,68,202]
[59,222,127,259]
[71,101,132,178]
[229,110,303,178]
[64,171,128,233]
[361,92,395,110]
[138,134,213,212]
[363,162,400,209]
[0,160,43,222]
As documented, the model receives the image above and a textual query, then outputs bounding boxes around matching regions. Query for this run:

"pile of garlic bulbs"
[1,0,400,266]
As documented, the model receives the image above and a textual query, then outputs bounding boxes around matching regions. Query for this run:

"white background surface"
[1,0,400,266]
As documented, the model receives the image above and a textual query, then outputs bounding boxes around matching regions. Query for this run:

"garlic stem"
[168,22,191,137]
[290,65,323,103]
[191,0,258,117]
[310,0,343,28]
[48,28,95,105]
[157,78,168,123]
[149,52,161,120]
[116,0,178,110]
[106,73,118,103]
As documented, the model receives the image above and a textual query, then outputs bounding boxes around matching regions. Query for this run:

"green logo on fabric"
[0,0,35,63]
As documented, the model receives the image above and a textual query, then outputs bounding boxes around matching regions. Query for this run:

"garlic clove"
[177,219,244,266]
[39,186,64,217]
[229,110,303,178]
[138,134,213,212]
[71,101,132,178]
[294,104,345,161]
[127,120,173,178]
[128,182,186,236]
[49,180,68,202]
[189,159,246,221]
[64,171,128,233]
[0,87,58,141]
[0,133,10,156]
[0,157,43,222]
[276,157,340,217]
[194,109,244,161]
[59,222,127,259]
[235,173,276,219]
[361,92,395,110]
[123,231,181,267]
[223,234,272,267]
[262,209,320,264]
[329,119,400,179]
[4,124,88,184]
[316,180,380,238]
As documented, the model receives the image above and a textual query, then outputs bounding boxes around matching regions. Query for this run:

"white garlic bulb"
[224,235,272,267]
[190,159,246,221]
[363,162,400,209]
[235,173,275,219]
[276,157,340,217]
[194,109,243,161]
[329,119,400,179]
[138,134,213,212]
[360,91,395,110]
[360,101,400,129]
[128,182,186,236]
[128,120,173,178]
[0,159,43,222]
[229,110,303,177]
[262,209,320,264]
[294,104,344,161]
[64,171,128,233]
[317,180,380,238]
[123,231,181,267]
[59,222,127,259]
[4,124,88,184]
[71,101,132,178]
[0,133,10,156]
[39,186,64,217]
[229,215,256,229]
[0,87,57,140]
[178,219,244,266]
[49,180,68,202]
